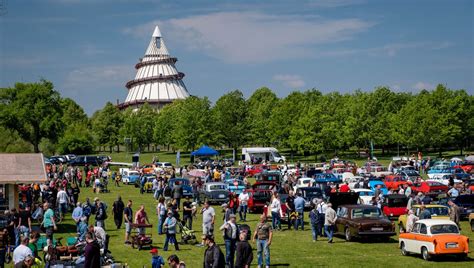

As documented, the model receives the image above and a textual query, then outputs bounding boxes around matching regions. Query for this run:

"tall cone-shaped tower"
[118,25,190,110]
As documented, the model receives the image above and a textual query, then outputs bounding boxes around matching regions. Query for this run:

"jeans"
[163,233,179,251]
[193,192,200,203]
[19,226,30,241]
[224,239,236,268]
[0,249,5,268]
[271,212,281,230]
[256,239,270,267]
[294,210,304,230]
[324,225,334,241]
[318,214,325,236]
[158,214,166,234]
[96,220,105,229]
[14,227,20,247]
[311,223,318,241]
[239,205,247,221]
[183,214,193,230]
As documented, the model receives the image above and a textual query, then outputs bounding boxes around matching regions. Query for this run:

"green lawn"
[47,183,474,268]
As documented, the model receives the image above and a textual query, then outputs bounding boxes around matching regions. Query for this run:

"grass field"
[46,182,474,268]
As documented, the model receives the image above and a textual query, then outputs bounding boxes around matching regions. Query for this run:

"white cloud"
[273,74,306,88]
[82,45,105,56]
[413,82,435,91]
[123,12,373,63]
[63,65,132,94]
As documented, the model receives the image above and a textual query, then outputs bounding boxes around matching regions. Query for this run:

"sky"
[0,0,473,114]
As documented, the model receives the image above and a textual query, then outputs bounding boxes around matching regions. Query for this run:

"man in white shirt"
[238,189,249,222]
[220,214,238,268]
[270,194,281,230]
[197,201,215,247]
[13,236,33,264]
[56,187,69,223]
[317,199,327,237]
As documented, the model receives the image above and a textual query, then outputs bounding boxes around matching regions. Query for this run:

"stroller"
[177,221,197,244]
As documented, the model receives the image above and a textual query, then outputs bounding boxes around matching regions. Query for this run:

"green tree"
[154,104,177,150]
[172,96,212,151]
[120,103,156,152]
[212,90,248,150]
[92,102,124,153]
[60,98,88,126]
[0,80,63,152]
[247,87,278,146]
[57,122,95,155]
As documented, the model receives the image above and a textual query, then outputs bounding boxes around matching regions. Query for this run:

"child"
[150,247,165,268]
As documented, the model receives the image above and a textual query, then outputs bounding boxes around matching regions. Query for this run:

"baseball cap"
[150,248,158,254]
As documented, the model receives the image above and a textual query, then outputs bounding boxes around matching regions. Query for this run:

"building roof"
[120,25,189,110]
[0,153,47,183]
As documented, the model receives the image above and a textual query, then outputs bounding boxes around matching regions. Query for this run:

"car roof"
[416,219,457,226]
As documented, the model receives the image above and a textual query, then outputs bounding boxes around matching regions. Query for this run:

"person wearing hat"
[150,247,165,268]
[220,214,238,268]
[163,211,179,251]
[203,235,225,268]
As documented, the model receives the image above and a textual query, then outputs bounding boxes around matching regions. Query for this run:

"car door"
[414,223,431,254]
[405,222,421,253]
[335,207,348,234]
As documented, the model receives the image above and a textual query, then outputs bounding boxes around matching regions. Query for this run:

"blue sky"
[0,0,472,114]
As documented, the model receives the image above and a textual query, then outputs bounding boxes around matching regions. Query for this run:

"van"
[241,147,286,164]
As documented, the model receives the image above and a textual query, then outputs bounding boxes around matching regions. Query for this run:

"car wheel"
[421,247,431,261]
[345,227,352,242]
[400,242,409,256]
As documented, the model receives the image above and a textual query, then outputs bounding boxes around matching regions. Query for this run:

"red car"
[454,161,474,174]
[245,165,264,177]
[411,180,448,197]
[262,193,289,222]
[384,175,412,190]
[382,194,408,219]
[247,182,278,212]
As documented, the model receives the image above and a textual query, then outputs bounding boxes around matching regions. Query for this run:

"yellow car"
[469,213,474,231]
[398,205,449,232]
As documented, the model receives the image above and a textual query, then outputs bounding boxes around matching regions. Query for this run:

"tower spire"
[118,25,190,110]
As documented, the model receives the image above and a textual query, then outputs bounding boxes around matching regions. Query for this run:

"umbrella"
[188,169,206,177]
[465,155,474,161]
[450,157,462,162]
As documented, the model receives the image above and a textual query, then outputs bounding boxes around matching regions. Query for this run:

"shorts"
[125,222,132,234]
[202,224,214,236]
[59,203,68,214]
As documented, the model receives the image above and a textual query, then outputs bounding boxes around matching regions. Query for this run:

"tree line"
[1,80,472,156]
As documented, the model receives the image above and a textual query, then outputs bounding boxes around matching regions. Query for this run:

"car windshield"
[352,208,383,218]
[209,184,227,191]
[430,224,459,234]
[164,163,172,167]
[129,172,139,176]
[227,180,244,187]
[418,207,449,216]
[405,170,419,176]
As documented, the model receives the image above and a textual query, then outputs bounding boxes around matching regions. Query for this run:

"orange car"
[384,175,412,190]
[399,219,469,261]
[141,164,156,174]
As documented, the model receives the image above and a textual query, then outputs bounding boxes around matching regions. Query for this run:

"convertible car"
[399,219,469,261]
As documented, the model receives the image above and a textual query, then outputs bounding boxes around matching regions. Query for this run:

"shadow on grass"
[402,254,473,263]
[356,237,399,244]
[56,223,77,233]
[269,264,291,267]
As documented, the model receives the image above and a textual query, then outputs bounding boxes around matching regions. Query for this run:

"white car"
[347,176,365,189]
[293,177,314,192]
[429,175,462,186]
[121,170,140,184]
[155,162,173,171]
[352,189,374,204]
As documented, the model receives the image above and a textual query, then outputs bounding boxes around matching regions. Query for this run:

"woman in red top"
[135,205,150,235]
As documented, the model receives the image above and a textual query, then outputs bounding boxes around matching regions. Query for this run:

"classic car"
[256,170,282,185]
[368,180,389,196]
[383,175,412,190]
[450,194,474,219]
[155,162,173,170]
[245,165,265,177]
[167,178,193,198]
[411,180,448,197]
[296,187,325,209]
[70,155,103,166]
[347,176,365,189]
[454,161,474,174]
[293,177,314,191]
[224,178,246,195]
[247,182,278,212]
[198,182,229,204]
[399,219,469,261]
[134,173,156,191]
[428,166,469,180]
[121,169,140,184]
[398,204,449,232]
[335,205,396,241]
[351,189,374,205]
[371,166,393,177]
[382,194,408,219]
[314,173,342,184]
[140,164,156,174]
[398,170,422,182]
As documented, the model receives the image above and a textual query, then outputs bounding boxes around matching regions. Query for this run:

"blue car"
[168,178,193,198]
[121,170,140,185]
[368,180,388,195]
[224,179,246,195]
[314,173,342,184]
